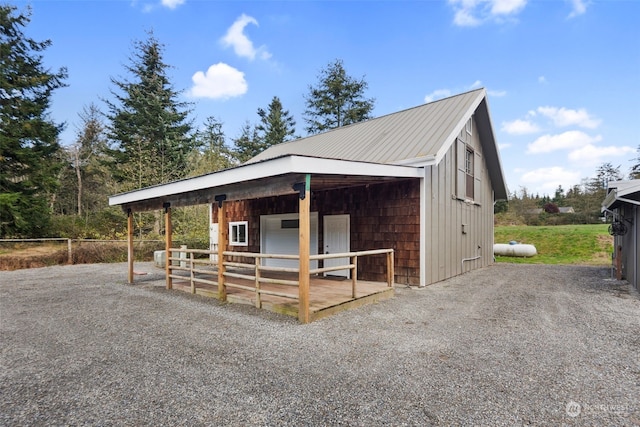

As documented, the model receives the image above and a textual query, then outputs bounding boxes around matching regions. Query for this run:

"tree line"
[1,5,639,239]
[495,163,636,226]
[0,5,374,239]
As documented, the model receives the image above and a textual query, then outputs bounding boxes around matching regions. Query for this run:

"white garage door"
[260,213,318,269]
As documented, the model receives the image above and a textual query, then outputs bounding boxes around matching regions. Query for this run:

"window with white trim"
[229,221,248,246]
[465,117,473,135]
[465,147,475,200]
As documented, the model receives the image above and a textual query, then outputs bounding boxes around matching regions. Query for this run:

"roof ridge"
[254,88,486,154]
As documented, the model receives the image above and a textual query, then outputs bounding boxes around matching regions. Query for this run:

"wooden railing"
[166,247,395,307]
[167,248,218,294]
[223,251,300,308]
[310,249,395,298]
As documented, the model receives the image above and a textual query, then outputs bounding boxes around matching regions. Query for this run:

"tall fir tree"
[232,121,263,164]
[68,103,110,216]
[0,5,67,237]
[303,59,375,135]
[188,116,236,176]
[105,32,196,191]
[256,96,296,148]
[630,145,640,179]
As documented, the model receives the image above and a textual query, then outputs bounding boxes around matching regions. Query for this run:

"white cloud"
[527,130,602,154]
[491,0,527,14]
[520,166,583,195]
[568,144,635,166]
[488,89,507,97]
[537,106,601,129]
[538,76,547,84]
[498,143,511,150]
[220,14,271,61]
[161,0,185,9]
[568,0,588,18]
[448,0,527,27]
[502,119,540,135]
[468,80,483,89]
[189,63,247,99]
[424,89,452,103]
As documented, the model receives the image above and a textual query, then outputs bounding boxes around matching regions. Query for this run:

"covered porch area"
[166,247,395,322]
[109,155,422,323]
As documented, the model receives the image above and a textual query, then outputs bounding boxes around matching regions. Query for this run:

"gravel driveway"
[1,262,639,426]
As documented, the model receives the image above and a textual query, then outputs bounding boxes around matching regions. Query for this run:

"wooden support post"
[351,255,357,298]
[216,196,227,301]
[190,252,195,294]
[164,203,172,290]
[387,250,395,287]
[298,175,311,323]
[127,209,134,284]
[255,257,261,308]
[616,245,622,281]
[67,239,73,265]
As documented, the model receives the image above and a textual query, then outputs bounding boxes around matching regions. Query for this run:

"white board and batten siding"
[423,116,495,285]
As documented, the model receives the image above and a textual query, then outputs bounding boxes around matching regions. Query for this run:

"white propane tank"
[493,243,537,257]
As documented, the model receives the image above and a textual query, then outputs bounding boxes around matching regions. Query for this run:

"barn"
[109,88,508,322]
[602,179,640,290]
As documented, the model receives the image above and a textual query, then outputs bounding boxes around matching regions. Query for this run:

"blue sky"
[12,0,640,197]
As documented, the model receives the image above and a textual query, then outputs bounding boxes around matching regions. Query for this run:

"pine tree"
[0,5,67,237]
[232,121,263,164]
[303,59,375,135]
[188,116,236,176]
[256,96,296,147]
[630,145,640,179]
[69,104,110,216]
[105,32,196,191]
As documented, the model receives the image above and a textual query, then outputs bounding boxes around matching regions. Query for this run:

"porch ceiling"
[109,155,422,212]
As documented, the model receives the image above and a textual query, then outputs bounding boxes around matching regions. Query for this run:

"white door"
[260,213,318,269]
[323,215,350,278]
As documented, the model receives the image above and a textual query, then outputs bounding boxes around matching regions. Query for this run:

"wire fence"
[0,238,166,267]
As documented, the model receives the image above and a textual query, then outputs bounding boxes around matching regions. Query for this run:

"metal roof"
[251,88,483,165]
[603,180,640,210]
[108,88,509,212]
[249,88,507,199]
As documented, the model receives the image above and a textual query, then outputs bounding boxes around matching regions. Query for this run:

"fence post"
[387,250,394,287]
[190,252,195,294]
[351,255,357,298]
[255,257,261,308]
[67,239,73,265]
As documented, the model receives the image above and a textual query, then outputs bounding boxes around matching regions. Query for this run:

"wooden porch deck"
[169,269,394,322]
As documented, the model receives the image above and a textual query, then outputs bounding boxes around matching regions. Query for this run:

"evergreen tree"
[232,121,263,164]
[256,96,296,147]
[105,32,195,191]
[188,116,236,176]
[552,185,566,206]
[303,59,375,135]
[630,145,640,179]
[0,5,67,237]
[68,104,110,216]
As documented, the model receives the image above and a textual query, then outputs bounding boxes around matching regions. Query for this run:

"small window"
[229,221,248,246]
[465,148,474,199]
[281,219,299,229]
[465,117,473,135]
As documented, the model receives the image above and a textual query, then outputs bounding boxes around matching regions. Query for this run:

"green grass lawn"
[494,224,613,266]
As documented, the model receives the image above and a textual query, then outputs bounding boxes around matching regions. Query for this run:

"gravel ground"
[1,262,639,426]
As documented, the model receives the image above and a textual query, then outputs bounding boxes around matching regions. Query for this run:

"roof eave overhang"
[109,155,423,212]
[602,180,640,211]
